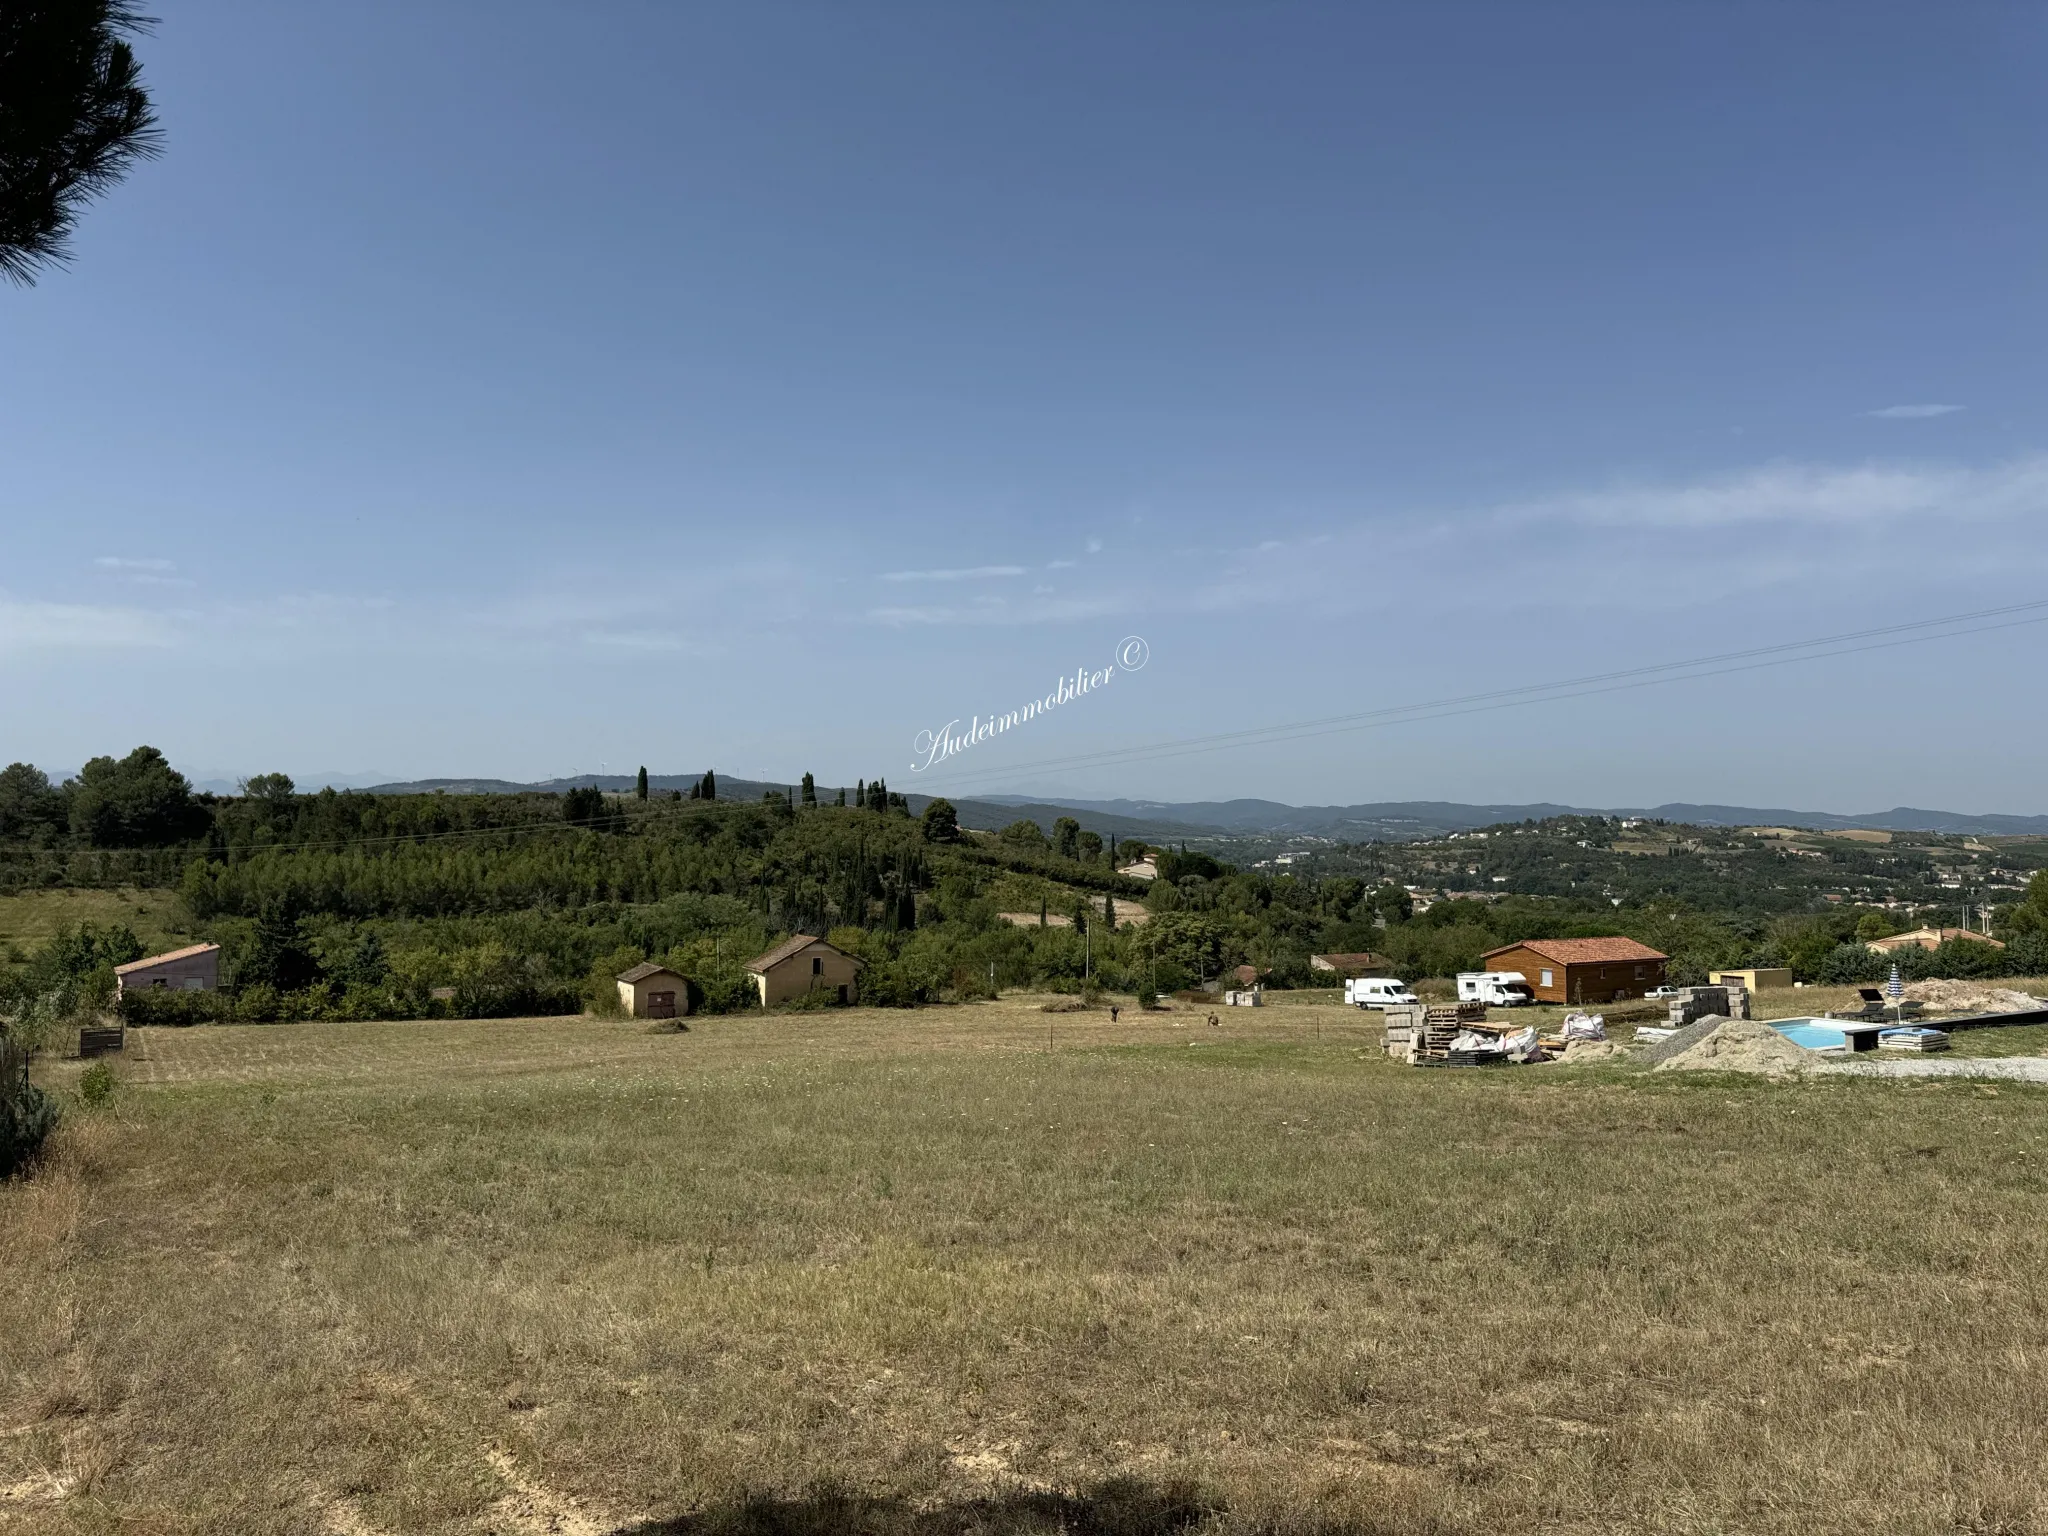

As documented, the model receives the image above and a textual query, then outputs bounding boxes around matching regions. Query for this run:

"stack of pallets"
[1383,1002,1491,1064]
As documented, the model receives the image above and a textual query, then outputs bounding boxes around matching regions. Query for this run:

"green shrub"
[1,1042,59,1177]
[234,983,283,1023]
[774,987,840,1012]
[119,987,227,1026]
[77,1060,116,1107]
[693,971,759,1015]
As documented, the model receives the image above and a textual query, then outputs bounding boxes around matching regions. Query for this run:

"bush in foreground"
[0,1041,59,1177]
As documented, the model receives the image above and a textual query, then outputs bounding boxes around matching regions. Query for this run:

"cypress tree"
[703,770,716,801]
[1104,891,1116,930]
[636,766,649,800]
[856,779,865,810]
[835,788,846,807]
[801,772,816,809]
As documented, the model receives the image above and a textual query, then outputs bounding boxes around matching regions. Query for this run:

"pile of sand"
[1902,980,2042,1015]
[1653,1017,1815,1079]
[1560,1038,1622,1061]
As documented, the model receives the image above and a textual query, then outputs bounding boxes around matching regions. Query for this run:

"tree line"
[5,749,2045,1035]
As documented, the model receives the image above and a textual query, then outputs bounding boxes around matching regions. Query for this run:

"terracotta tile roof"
[113,942,220,976]
[1868,926,2004,951]
[1310,952,1384,971]
[1482,937,1668,965]
[745,935,865,973]
[616,962,684,984]
[1228,964,1270,986]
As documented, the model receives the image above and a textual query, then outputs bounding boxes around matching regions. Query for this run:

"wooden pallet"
[78,1024,125,1059]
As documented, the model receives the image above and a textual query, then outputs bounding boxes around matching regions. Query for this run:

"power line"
[913,596,2048,792]
[172,594,2048,856]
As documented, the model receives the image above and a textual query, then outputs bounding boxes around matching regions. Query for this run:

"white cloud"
[879,565,1026,583]
[1086,538,1104,554]
[94,556,175,571]
[1866,404,1964,419]
[0,599,176,654]
[1046,559,1077,570]
[1499,456,2048,531]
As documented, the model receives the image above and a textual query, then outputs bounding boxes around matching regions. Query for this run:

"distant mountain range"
[977,795,2048,839]
[350,776,2048,841]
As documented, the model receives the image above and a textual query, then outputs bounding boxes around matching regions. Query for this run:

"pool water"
[1769,1019,1850,1051]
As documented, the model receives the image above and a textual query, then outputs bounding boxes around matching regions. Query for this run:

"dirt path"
[1824,1055,2048,1083]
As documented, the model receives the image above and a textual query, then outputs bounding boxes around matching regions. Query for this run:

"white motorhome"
[1457,971,1535,1007]
[1345,977,1419,1008]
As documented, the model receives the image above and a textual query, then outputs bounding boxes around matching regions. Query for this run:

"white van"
[1345,976,1420,1008]
[1456,971,1535,1007]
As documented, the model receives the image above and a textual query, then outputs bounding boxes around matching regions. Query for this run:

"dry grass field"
[0,887,197,961]
[7,992,2048,1535]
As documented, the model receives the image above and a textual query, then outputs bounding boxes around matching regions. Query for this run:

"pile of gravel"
[1633,1013,1729,1066]
[1652,1018,1816,1079]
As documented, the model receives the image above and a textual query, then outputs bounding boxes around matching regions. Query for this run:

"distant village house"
[1309,952,1385,977]
[114,942,220,996]
[745,934,863,1006]
[1480,937,1668,1005]
[1867,927,2004,953]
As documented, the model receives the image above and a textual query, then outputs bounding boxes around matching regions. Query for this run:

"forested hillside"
[3,749,2045,1032]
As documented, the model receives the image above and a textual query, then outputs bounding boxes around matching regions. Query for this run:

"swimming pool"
[1769,1018,1850,1051]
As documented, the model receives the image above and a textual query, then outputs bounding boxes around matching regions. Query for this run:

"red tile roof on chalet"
[745,935,865,973]
[1481,937,1668,965]
[113,942,221,976]
[616,962,684,984]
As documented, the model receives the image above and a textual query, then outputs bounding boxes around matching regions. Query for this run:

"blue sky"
[3,3,2045,811]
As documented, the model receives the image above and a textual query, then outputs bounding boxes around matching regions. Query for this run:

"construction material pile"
[1666,984,1749,1028]
[1879,1026,1951,1053]
[1385,1004,1596,1065]
[1653,1018,1815,1079]
[1382,1002,1494,1064]
[1902,980,2043,1015]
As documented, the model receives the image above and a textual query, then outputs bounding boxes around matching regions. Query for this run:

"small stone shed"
[114,942,221,996]
[616,962,692,1020]
[745,935,863,1007]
